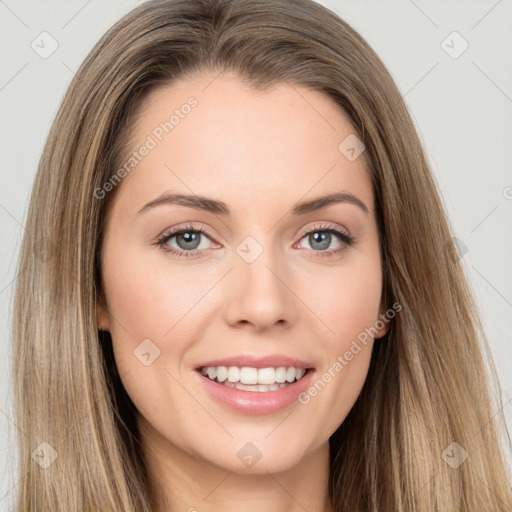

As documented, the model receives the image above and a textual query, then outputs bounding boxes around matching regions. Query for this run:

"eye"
[154,222,354,259]
[154,224,217,258]
[294,223,354,258]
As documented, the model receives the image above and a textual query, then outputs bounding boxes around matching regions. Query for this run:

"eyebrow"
[137,191,369,216]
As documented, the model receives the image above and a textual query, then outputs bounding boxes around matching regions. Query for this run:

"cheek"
[302,256,383,350]
[101,249,209,423]
[294,253,381,422]
[101,243,210,371]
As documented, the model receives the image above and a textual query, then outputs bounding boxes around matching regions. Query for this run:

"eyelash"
[154,223,355,259]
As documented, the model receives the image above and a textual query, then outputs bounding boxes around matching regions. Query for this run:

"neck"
[137,416,333,512]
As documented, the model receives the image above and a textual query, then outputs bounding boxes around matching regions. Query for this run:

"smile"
[199,365,308,392]
[195,362,315,414]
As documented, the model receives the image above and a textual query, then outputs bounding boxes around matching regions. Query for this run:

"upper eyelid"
[296,223,350,239]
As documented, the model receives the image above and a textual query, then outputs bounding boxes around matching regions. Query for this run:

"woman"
[12,0,512,510]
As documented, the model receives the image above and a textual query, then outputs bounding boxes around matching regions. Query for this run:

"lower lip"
[195,369,315,415]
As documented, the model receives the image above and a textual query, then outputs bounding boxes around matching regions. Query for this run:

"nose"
[222,245,298,331]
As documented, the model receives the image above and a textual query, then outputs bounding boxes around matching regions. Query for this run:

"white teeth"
[232,382,289,392]
[200,365,309,390]
[275,367,287,383]
[285,367,296,382]
[240,367,258,384]
[227,366,240,383]
[257,367,275,385]
[216,366,228,382]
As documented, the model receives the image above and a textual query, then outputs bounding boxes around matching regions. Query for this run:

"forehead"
[109,73,374,218]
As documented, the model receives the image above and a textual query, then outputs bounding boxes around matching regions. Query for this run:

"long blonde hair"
[12,0,511,510]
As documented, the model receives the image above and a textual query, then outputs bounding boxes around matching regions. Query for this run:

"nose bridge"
[223,233,296,329]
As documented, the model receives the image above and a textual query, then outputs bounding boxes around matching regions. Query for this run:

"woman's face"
[98,73,387,474]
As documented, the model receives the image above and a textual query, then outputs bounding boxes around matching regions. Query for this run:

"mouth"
[194,355,316,414]
[196,365,313,393]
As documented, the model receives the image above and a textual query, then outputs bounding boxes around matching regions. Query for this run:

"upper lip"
[196,354,314,370]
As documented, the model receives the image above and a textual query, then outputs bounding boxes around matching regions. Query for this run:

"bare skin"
[97,71,388,512]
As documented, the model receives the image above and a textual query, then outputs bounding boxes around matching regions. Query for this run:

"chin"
[198,436,312,475]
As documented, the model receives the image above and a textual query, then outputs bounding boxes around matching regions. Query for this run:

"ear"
[374,302,390,340]
[96,289,110,331]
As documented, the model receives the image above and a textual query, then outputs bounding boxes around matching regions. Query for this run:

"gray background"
[1,0,511,507]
